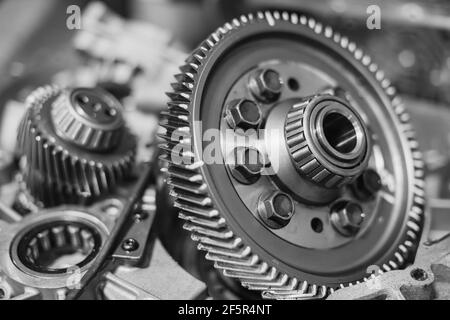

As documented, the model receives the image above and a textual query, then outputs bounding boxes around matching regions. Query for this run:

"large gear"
[17,85,136,207]
[159,11,425,299]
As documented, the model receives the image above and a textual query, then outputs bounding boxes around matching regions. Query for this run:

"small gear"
[17,85,136,206]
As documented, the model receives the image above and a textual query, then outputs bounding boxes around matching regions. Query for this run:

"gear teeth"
[207,253,258,266]
[159,11,425,300]
[17,86,136,207]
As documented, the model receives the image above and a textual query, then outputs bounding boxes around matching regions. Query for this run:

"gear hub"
[17,85,136,207]
[51,87,125,151]
[285,95,370,189]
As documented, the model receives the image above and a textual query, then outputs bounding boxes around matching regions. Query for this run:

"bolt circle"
[121,238,139,252]
[249,68,283,102]
[72,89,119,124]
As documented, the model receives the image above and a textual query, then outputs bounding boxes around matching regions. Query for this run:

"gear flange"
[17,85,136,206]
[160,11,425,299]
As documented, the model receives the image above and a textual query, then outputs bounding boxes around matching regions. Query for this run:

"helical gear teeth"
[17,85,136,207]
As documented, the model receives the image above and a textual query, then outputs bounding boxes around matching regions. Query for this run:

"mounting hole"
[322,112,357,154]
[287,78,299,91]
[311,218,323,233]
[410,268,428,281]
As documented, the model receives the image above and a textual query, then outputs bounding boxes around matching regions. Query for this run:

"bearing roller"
[0,207,111,299]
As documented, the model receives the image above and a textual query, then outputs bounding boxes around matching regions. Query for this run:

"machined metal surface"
[328,232,450,300]
[1,0,449,303]
[0,205,114,299]
[159,11,425,299]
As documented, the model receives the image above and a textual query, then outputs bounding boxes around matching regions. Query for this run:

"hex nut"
[225,99,262,130]
[330,201,365,236]
[258,191,295,228]
[249,69,283,102]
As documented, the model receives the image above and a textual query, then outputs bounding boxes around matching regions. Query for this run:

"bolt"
[258,191,295,228]
[330,201,364,236]
[230,147,264,184]
[352,169,382,200]
[249,68,283,102]
[134,210,148,222]
[225,99,262,130]
[121,238,139,252]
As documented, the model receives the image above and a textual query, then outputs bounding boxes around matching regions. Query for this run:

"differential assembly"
[17,85,136,206]
[160,11,425,299]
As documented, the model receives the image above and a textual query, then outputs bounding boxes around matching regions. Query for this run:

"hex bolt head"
[230,147,264,184]
[121,238,139,252]
[225,99,262,130]
[249,68,283,102]
[330,201,365,236]
[352,169,382,200]
[258,191,295,228]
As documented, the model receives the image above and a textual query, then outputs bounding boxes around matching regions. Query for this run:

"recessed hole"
[287,78,299,91]
[410,268,428,281]
[311,218,323,233]
[323,112,357,153]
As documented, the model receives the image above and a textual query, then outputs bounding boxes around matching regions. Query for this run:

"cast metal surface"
[0,205,114,300]
[328,234,450,300]
[159,11,425,299]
